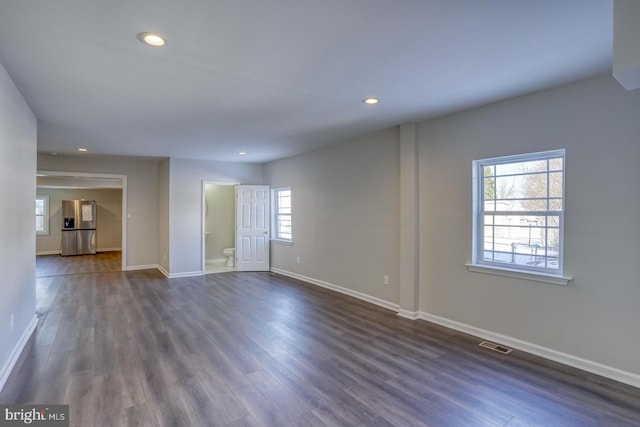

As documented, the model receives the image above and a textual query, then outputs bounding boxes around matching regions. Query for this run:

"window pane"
[492,214,546,226]
[475,150,564,274]
[549,199,562,211]
[278,213,292,239]
[521,172,547,200]
[484,199,496,212]
[35,200,44,215]
[549,158,563,171]
[35,216,44,232]
[513,199,547,211]
[483,178,495,200]
[496,160,547,175]
[546,227,560,250]
[496,159,546,176]
[549,172,563,197]
[547,216,560,227]
[493,176,519,199]
[273,188,292,240]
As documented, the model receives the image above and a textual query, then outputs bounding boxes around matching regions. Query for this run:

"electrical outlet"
[296,256,301,264]
[10,313,14,332]
[383,275,389,285]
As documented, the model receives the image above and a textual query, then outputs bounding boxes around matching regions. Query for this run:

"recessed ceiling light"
[238,151,247,156]
[138,32,166,47]
[363,97,379,105]
[77,147,88,152]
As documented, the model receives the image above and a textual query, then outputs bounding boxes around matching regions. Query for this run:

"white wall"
[36,188,122,254]
[0,63,37,386]
[168,158,263,276]
[418,75,640,376]
[264,128,400,306]
[37,154,161,269]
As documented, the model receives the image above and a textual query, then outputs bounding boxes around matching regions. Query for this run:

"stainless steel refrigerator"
[61,200,97,256]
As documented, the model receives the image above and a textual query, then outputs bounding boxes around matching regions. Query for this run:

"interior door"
[236,185,270,271]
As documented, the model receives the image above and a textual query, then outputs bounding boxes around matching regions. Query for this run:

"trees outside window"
[473,150,565,275]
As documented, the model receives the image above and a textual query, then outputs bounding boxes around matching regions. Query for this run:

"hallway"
[36,251,121,278]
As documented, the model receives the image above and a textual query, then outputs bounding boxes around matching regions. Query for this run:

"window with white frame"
[272,187,292,242]
[472,149,565,275]
[35,195,49,235]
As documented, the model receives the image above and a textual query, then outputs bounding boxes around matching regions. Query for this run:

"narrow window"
[473,150,565,275]
[36,195,49,235]
[272,187,292,242]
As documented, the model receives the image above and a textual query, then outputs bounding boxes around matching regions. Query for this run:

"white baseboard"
[126,264,159,271]
[0,315,38,393]
[397,309,420,320]
[270,268,399,313]
[36,250,60,256]
[97,247,122,252]
[126,264,199,279]
[418,311,640,389]
[269,267,640,389]
[168,270,204,279]
[36,248,122,256]
[156,265,170,278]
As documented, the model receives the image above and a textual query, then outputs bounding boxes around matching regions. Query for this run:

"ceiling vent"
[479,341,513,354]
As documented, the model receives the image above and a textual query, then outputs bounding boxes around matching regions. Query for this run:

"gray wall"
[418,75,640,376]
[264,127,401,305]
[263,75,640,382]
[36,188,122,254]
[37,154,161,269]
[0,63,37,385]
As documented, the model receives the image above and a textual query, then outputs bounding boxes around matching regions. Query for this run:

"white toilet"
[222,248,235,267]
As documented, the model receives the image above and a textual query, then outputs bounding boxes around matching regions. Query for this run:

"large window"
[472,149,565,276]
[272,187,292,242]
[35,195,49,235]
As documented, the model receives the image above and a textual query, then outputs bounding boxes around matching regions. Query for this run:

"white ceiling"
[0,0,613,163]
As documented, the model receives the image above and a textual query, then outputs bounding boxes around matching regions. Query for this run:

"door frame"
[36,170,127,271]
[201,180,238,273]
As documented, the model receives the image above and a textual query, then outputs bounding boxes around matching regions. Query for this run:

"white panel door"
[236,185,270,271]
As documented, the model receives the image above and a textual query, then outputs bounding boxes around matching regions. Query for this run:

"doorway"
[36,171,127,272]
[202,182,236,274]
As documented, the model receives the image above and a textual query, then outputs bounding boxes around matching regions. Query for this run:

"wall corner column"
[398,123,420,319]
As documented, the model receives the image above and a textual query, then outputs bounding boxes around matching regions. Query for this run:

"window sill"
[465,263,572,286]
[271,239,293,246]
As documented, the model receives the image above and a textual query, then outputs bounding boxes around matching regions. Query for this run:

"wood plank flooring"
[2,268,640,426]
[36,251,121,278]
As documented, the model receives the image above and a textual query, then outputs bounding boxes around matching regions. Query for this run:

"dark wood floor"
[36,251,121,278]
[2,268,640,426]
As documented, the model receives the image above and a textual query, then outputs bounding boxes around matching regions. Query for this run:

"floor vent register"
[479,341,513,354]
